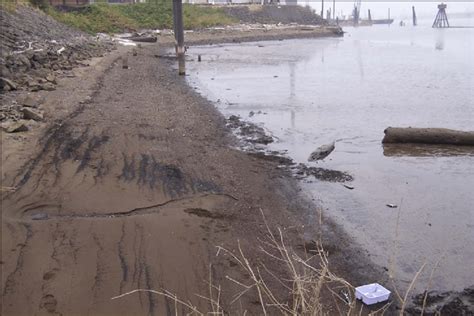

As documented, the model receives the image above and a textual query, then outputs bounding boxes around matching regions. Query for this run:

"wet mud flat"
[1,40,395,315]
[224,114,354,183]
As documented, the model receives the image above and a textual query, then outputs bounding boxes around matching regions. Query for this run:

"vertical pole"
[412,6,417,26]
[332,0,335,21]
[353,5,358,25]
[321,0,324,19]
[368,9,371,22]
[173,0,185,75]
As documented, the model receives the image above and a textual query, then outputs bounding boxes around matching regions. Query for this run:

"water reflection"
[186,24,474,292]
[289,61,296,128]
[354,40,365,79]
[383,144,474,157]
[435,29,445,50]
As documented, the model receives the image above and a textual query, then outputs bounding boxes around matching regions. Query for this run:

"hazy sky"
[299,1,474,20]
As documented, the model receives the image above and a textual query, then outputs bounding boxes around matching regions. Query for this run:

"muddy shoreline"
[4,27,469,314]
[180,31,474,314]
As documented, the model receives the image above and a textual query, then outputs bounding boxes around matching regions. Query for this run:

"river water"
[186,20,474,293]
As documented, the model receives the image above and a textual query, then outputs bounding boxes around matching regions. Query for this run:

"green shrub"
[43,1,236,34]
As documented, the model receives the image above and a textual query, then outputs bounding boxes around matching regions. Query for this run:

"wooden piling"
[172,0,185,75]
[321,0,324,20]
[122,56,128,69]
[332,0,335,21]
[412,6,417,26]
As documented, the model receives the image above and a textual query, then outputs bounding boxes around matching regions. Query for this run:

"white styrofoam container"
[355,283,391,305]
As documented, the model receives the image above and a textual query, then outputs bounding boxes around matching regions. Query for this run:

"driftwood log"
[382,127,474,146]
[128,36,157,43]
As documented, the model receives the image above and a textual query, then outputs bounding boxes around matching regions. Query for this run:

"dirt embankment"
[0,6,114,133]
[0,6,114,93]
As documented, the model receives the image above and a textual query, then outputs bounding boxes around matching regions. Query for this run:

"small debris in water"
[386,203,398,208]
[355,283,391,305]
[343,184,354,190]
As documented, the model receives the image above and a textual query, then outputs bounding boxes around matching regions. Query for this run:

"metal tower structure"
[432,3,449,28]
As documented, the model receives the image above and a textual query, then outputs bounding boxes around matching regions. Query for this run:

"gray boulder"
[0,77,17,91]
[1,121,29,133]
[22,107,43,121]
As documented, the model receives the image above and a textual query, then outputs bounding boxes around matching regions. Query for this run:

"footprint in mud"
[42,269,57,281]
[37,294,62,315]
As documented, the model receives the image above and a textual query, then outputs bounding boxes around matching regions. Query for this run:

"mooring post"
[353,6,359,25]
[321,0,324,19]
[412,6,417,26]
[172,0,185,75]
[332,0,335,21]
[368,9,371,22]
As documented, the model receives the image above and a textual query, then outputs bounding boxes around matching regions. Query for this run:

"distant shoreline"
[155,24,344,47]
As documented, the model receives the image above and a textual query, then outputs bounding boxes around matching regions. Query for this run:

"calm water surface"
[186,20,474,292]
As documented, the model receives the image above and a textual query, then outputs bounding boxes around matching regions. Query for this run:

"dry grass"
[0,186,17,192]
[215,208,357,315]
[111,209,390,315]
[247,4,263,13]
[112,206,442,315]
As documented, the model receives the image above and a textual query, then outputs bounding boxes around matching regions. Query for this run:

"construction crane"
[353,0,361,24]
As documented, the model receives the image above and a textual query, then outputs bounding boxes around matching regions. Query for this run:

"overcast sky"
[299,1,474,20]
